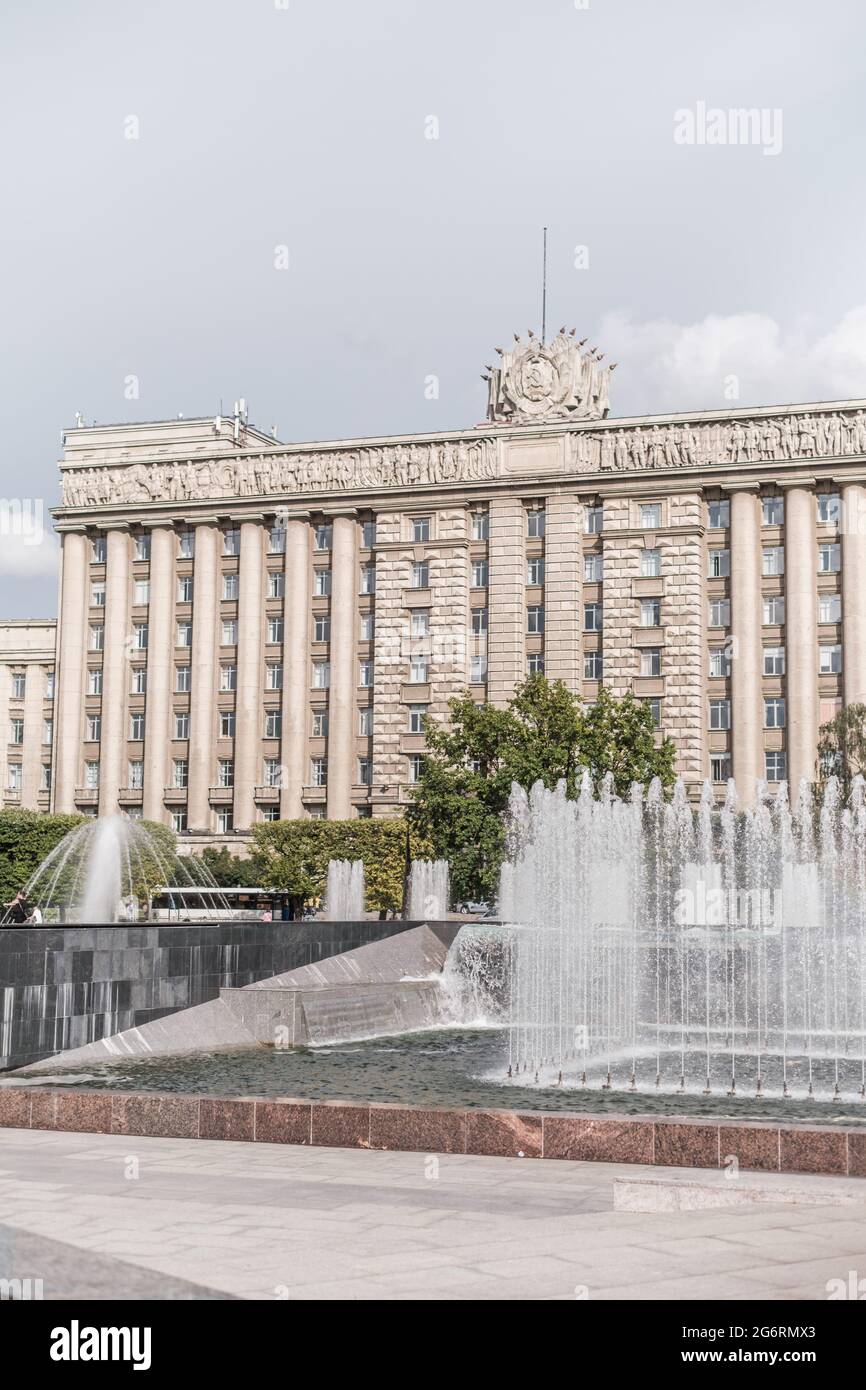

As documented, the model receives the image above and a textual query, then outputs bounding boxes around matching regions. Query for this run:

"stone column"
[98,528,131,815]
[327,513,357,819]
[544,494,582,690]
[487,498,524,707]
[842,483,866,706]
[233,519,265,830]
[142,525,176,822]
[728,488,764,806]
[54,530,88,812]
[21,664,45,809]
[280,516,310,819]
[785,485,818,792]
[187,522,220,832]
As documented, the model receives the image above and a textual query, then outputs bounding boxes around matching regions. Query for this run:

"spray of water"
[325,860,366,920]
[407,860,450,919]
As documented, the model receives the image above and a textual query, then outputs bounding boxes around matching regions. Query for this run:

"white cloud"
[601,306,866,417]
[0,524,59,579]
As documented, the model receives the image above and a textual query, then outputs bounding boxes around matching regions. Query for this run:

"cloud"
[0,522,59,579]
[601,306,866,417]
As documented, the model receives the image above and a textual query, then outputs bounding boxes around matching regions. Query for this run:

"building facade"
[1,620,56,812]
[47,335,866,839]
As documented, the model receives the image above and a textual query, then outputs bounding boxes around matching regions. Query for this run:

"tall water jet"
[503,774,866,1100]
[325,860,366,920]
[407,860,450,920]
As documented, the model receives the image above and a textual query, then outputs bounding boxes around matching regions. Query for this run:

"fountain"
[7,815,230,923]
[407,859,450,920]
[502,773,866,1100]
[325,859,366,920]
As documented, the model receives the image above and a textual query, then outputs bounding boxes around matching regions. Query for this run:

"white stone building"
[1,620,56,812]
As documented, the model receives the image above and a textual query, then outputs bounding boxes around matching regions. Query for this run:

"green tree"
[409,675,676,903]
[817,702,866,797]
[249,818,428,917]
[199,846,262,888]
[0,810,86,909]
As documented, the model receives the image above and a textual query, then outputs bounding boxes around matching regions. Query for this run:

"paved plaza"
[2,1129,866,1300]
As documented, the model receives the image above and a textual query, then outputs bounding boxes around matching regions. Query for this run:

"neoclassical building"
[1,620,56,812]
[46,332,866,841]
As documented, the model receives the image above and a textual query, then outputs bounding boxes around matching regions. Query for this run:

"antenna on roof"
[541,226,548,346]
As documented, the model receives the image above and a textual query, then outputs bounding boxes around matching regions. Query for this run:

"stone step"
[613,1168,866,1212]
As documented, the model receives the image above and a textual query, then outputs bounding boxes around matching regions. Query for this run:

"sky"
[1,0,865,615]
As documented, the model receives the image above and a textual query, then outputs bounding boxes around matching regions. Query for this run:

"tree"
[409,675,676,903]
[817,703,866,796]
[199,846,262,888]
[0,810,85,908]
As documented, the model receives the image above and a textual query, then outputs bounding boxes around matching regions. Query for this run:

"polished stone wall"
[0,920,415,1071]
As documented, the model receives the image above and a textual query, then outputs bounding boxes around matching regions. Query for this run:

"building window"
[312,710,329,738]
[470,654,488,683]
[527,605,545,635]
[528,652,545,675]
[707,500,730,529]
[314,615,331,643]
[217,759,234,788]
[640,599,660,628]
[127,761,143,789]
[526,509,546,539]
[763,646,785,676]
[708,549,730,578]
[88,669,103,696]
[260,805,280,822]
[134,580,150,606]
[221,620,238,645]
[709,699,731,731]
[45,672,54,700]
[584,602,603,632]
[360,566,376,595]
[471,559,490,589]
[640,648,661,677]
[268,571,285,599]
[269,525,286,555]
[639,503,662,529]
[175,666,190,693]
[584,651,603,680]
[762,496,784,525]
[709,647,732,678]
[91,537,107,564]
[41,764,52,791]
[357,756,372,786]
[360,613,375,641]
[178,575,194,603]
[645,698,662,729]
[85,714,101,742]
[709,598,730,628]
[223,529,240,556]
[711,752,732,783]
[90,582,106,608]
[264,758,282,787]
[222,573,239,601]
[410,657,429,683]
[178,531,194,559]
[172,810,188,832]
[640,549,661,578]
[819,593,842,623]
[818,543,841,574]
[135,534,151,562]
[220,665,237,691]
[408,753,425,784]
[172,759,188,789]
[584,554,603,582]
[359,708,373,736]
[42,719,53,745]
[266,663,283,690]
[585,505,603,534]
[216,808,234,833]
[818,493,841,525]
[407,704,427,734]
[311,757,328,788]
[762,547,784,577]
[471,607,488,635]
[820,644,843,674]
[411,562,429,589]
[174,712,189,739]
[267,617,284,643]
[7,764,22,792]
[133,624,148,650]
[314,569,332,597]
[362,520,377,548]
[763,596,785,625]
[176,622,192,648]
[526,557,545,585]
[765,697,786,728]
[129,713,145,740]
[314,523,333,551]
[9,717,26,747]
[6,674,23,703]
[412,517,430,542]
[89,625,104,651]
[84,761,100,790]
[312,661,330,689]
[472,513,489,541]
[264,709,282,740]
[220,710,236,737]
[765,750,787,783]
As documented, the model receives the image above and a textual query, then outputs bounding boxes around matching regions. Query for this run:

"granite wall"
[0,920,416,1071]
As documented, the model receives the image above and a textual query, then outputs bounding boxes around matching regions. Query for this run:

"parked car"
[458,900,492,915]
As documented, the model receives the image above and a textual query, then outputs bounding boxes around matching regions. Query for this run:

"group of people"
[2,889,43,924]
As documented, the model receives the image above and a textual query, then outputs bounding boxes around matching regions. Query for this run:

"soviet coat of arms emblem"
[482,328,616,424]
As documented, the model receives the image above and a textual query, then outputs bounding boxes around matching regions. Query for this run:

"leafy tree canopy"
[817,702,866,797]
[249,818,431,914]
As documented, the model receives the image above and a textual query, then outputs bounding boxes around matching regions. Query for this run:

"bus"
[148,887,302,922]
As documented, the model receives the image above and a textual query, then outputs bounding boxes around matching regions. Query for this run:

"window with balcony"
[127,761,143,789]
[410,610,429,639]
[7,764,22,791]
